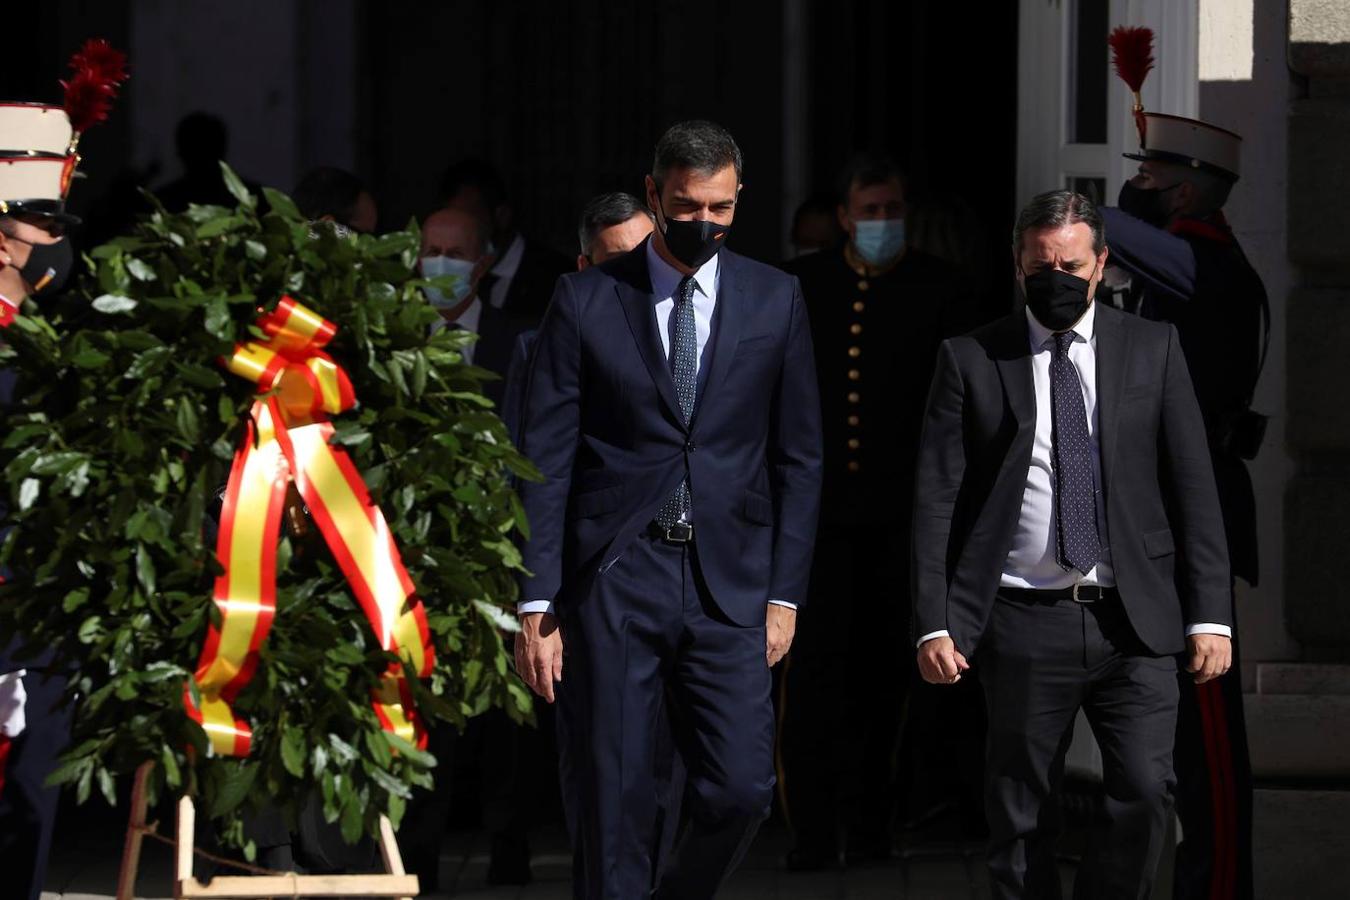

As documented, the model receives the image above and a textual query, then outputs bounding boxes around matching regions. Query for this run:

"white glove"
[0,670,27,738]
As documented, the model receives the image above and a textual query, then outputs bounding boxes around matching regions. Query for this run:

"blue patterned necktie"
[655,275,698,528]
[1050,331,1101,574]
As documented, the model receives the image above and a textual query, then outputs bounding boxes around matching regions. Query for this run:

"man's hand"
[1186,633,1232,684]
[917,636,970,685]
[514,613,564,703]
[766,605,796,667]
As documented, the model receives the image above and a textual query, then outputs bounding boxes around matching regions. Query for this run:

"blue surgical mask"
[420,255,477,308]
[852,218,905,266]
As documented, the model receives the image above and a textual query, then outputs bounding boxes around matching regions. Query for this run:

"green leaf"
[93,294,139,314]
[135,544,156,595]
[219,162,256,209]
[262,187,302,221]
[206,762,259,818]
[473,599,520,633]
[204,295,233,340]
[281,725,307,777]
[125,258,156,282]
[18,478,39,511]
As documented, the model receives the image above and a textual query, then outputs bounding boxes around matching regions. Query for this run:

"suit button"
[848,392,860,403]
[853,300,865,312]
[848,346,861,358]
[848,415,860,427]
[848,438,861,450]
[850,323,862,335]
[847,369,861,381]
[847,461,861,473]
[857,280,869,292]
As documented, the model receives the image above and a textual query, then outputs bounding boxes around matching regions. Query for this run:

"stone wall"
[1285,0,1350,657]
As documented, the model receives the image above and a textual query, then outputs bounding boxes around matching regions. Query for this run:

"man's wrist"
[917,629,950,649]
[1186,623,1232,638]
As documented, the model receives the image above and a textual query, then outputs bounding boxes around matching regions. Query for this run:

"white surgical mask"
[420,255,477,308]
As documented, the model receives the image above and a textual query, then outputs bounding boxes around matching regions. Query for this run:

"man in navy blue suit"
[514,120,823,899]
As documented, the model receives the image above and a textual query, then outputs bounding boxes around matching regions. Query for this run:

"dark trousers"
[0,669,71,900]
[1172,625,1253,900]
[780,528,908,856]
[980,592,1179,900]
[561,534,774,900]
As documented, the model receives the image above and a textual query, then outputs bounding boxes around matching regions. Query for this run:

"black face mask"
[1022,267,1095,332]
[13,235,74,298]
[656,199,729,270]
[1118,180,1179,229]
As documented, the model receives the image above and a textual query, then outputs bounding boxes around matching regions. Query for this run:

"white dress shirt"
[918,302,1230,645]
[519,243,795,616]
[487,234,525,309]
[430,296,483,364]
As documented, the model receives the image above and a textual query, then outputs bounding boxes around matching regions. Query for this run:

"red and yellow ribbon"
[185,297,434,757]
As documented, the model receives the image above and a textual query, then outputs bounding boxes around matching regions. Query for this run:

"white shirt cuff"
[1186,623,1232,638]
[917,629,950,649]
[517,600,556,616]
[768,599,798,610]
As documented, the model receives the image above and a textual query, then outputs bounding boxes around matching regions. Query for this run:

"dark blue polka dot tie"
[655,276,698,528]
[1050,331,1100,574]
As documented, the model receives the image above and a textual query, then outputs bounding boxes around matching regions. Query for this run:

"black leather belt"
[1001,584,1118,604]
[647,521,694,544]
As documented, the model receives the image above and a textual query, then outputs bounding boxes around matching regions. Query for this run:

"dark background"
[9,0,1018,277]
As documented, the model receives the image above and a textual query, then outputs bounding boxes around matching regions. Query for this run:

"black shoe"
[785,844,841,872]
[486,833,533,886]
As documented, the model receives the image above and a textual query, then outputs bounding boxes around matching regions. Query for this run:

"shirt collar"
[1026,298,1097,350]
[491,234,525,279]
[646,237,719,303]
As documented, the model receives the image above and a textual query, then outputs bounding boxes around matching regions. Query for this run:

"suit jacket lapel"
[615,248,686,429]
[692,250,743,431]
[1093,304,1128,490]
[992,314,1036,434]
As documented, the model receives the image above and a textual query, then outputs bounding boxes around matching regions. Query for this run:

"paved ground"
[42,816,1082,900]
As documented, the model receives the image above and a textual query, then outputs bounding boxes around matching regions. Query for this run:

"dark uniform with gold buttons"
[779,238,979,865]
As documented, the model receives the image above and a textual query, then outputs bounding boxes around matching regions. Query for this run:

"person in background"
[441,158,571,321]
[293,166,378,234]
[788,192,843,259]
[1100,109,1264,900]
[576,191,654,269]
[778,152,979,870]
[155,112,260,212]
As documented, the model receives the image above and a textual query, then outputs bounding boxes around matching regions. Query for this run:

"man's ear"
[576,253,590,271]
[644,175,660,213]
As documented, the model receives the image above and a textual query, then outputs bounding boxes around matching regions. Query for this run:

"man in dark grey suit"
[912,190,1232,899]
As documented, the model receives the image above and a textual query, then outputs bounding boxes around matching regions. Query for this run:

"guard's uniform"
[778,241,980,862]
[0,46,124,900]
[1102,108,1264,900]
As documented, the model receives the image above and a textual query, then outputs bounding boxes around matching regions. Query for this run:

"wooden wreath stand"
[115,762,418,899]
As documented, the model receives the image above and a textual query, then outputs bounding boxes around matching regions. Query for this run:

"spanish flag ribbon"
[185,297,434,757]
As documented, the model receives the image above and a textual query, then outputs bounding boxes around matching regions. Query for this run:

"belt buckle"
[1069,585,1101,604]
[664,522,694,543]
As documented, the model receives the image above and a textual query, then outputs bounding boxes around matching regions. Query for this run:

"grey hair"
[577,192,654,257]
[651,120,743,191]
[1013,189,1106,255]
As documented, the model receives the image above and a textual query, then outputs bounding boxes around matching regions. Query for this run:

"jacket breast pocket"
[742,490,774,526]
[571,484,624,520]
[735,334,776,357]
[1143,527,1175,558]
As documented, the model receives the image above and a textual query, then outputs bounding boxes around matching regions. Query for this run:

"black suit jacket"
[912,303,1231,656]
[471,302,531,409]
[518,239,824,626]
[491,237,573,322]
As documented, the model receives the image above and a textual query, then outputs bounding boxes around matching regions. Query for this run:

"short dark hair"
[577,192,653,257]
[292,167,369,227]
[837,152,908,204]
[1013,189,1106,255]
[651,120,743,190]
[175,111,228,166]
[439,158,508,211]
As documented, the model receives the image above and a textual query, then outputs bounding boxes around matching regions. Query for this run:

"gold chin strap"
[0,201,9,214]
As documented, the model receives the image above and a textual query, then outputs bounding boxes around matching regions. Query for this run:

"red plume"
[61,39,130,135]
[1109,26,1154,95]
